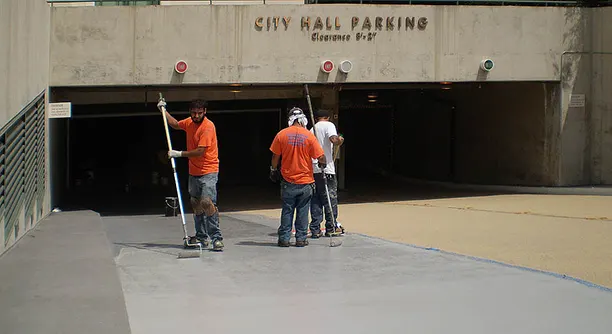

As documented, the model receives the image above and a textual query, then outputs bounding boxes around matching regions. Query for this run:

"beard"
[192,115,204,123]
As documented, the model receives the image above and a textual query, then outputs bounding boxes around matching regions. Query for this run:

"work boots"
[212,239,224,251]
[196,237,210,248]
[325,225,345,237]
[310,230,322,239]
[295,240,309,247]
[277,240,309,247]
[186,236,208,248]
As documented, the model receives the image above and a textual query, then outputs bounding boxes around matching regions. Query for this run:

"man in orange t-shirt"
[157,99,224,251]
[269,107,326,247]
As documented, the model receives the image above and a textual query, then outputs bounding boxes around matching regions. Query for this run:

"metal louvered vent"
[2,92,46,245]
[36,101,46,214]
[0,140,4,216]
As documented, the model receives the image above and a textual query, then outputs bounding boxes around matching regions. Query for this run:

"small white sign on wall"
[49,102,72,118]
[569,94,585,108]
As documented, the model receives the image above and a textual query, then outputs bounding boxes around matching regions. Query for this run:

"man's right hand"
[168,150,182,158]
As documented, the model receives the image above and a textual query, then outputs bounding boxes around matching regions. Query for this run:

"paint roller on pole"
[158,93,202,259]
[304,84,342,248]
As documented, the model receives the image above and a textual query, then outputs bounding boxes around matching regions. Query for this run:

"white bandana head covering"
[287,107,308,127]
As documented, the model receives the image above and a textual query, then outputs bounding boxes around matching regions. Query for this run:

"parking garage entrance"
[51,90,313,215]
[49,82,558,215]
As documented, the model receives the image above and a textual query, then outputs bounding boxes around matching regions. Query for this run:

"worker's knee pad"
[200,197,217,216]
[190,197,205,215]
[191,196,217,216]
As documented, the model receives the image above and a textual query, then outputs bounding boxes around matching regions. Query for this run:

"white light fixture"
[339,60,353,74]
[480,59,494,72]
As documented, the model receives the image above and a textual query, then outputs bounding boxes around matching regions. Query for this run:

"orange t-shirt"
[269,126,324,185]
[178,117,219,176]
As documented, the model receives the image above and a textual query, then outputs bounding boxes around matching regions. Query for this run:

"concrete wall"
[558,7,612,186]
[44,4,612,187]
[0,0,51,256]
[452,83,556,186]
[0,0,50,126]
[590,7,612,185]
[49,5,584,86]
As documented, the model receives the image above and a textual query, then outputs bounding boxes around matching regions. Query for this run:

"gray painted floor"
[106,212,612,334]
[0,211,131,334]
[2,210,612,334]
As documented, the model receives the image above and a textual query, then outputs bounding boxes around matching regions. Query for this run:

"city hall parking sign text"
[254,16,428,42]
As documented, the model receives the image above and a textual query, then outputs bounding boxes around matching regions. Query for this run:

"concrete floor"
[0,211,131,334]
[2,206,612,334]
[110,212,612,334]
[237,182,612,288]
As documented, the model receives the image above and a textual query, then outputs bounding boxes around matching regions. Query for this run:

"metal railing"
[46,0,612,6]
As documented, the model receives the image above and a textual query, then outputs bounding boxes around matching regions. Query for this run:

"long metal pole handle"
[323,177,337,231]
[158,93,189,238]
[305,84,330,167]
[304,84,316,128]
[159,93,177,170]
[304,84,324,147]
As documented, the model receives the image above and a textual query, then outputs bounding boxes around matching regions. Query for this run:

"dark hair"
[315,109,331,119]
[189,99,208,110]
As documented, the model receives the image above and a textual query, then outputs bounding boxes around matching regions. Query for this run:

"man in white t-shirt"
[309,109,345,238]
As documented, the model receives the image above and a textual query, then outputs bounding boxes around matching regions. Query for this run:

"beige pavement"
[236,194,612,288]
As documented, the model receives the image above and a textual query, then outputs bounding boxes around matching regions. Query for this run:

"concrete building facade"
[1,0,611,255]
[1,0,51,255]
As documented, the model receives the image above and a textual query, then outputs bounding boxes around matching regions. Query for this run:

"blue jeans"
[188,173,222,242]
[278,180,314,243]
[310,173,339,233]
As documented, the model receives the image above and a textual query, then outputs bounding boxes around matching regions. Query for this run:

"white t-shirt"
[310,120,338,175]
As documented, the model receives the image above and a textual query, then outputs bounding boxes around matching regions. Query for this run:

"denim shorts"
[188,172,218,203]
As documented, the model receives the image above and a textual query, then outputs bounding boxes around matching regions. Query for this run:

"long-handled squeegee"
[158,93,203,259]
[304,84,342,248]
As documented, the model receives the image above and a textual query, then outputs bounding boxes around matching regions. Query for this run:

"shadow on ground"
[58,174,506,217]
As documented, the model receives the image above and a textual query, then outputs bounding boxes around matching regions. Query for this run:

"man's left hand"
[269,167,280,183]
[168,150,182,158]
[157,99,167,111]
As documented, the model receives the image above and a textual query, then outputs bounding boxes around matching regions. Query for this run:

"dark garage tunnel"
[50,82,556,215]
[61,99,288,215]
